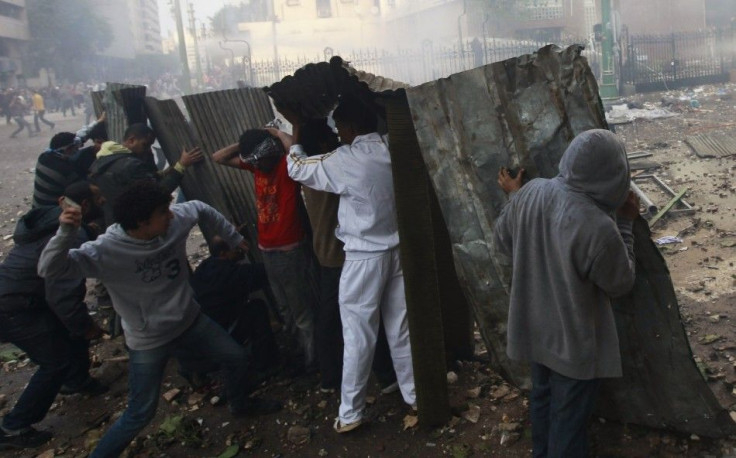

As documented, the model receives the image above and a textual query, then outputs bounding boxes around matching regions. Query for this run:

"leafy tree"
[24,0,112,82]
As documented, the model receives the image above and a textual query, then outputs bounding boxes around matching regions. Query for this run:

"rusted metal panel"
[406,44,735,437]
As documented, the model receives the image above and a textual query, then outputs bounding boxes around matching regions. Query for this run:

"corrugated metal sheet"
[685,130,736,158]
[406,44,734,437]
[265,56,408,120]
[101,83,147,142]
[180,88,275,253]
[335,56,410,93]
[91,90,104,118]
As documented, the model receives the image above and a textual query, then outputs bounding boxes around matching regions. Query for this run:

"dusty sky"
[157,0,226,37]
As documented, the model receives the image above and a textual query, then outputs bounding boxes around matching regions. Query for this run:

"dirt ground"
[0,85,736,458]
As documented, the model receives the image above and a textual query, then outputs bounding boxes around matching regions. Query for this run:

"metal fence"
[241,37,599,87]
[234,28,736,93]
[621,27,735,91]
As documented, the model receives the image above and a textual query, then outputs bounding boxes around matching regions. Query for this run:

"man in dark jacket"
[89,123,203,225]
[0,182,107,452]
[32,115,108,208]
[190,237,279,375]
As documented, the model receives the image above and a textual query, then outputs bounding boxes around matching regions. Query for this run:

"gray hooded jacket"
[493,129,636,380]
[38,201,243,350]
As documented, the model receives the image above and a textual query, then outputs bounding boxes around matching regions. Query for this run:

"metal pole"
[188,3,204,88]
[271,0,280,79]
[173,0,192,94]
[630,181,657,215]
[600,0,618,99]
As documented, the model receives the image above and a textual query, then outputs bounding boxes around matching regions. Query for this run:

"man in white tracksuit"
[283,96,416,432]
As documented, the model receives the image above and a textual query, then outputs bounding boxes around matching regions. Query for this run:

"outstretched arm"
[182,201,245,250]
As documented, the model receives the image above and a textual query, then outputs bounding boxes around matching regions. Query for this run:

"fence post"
[671,33,677,83]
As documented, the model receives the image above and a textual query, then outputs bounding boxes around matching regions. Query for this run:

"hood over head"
[96,141,131,159]
[558,129,630,211]
[13,206,62,244]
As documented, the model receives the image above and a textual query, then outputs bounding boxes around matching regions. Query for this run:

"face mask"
[240,136,284,166]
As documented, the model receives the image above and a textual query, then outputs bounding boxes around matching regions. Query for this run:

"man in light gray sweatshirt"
[494,129,639,458]
[38,180,281,458]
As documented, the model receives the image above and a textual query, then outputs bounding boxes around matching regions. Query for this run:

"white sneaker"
[333,417,362,433]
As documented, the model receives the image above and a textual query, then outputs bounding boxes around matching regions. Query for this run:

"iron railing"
[621,27,735,91]
[238,37,599,87]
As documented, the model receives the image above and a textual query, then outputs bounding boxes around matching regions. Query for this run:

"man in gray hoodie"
[493,129,639,458]
[38,180,281,458]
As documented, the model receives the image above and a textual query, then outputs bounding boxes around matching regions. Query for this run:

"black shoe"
[179,371,212,391]
[59,378,108,396]
[231,397,282,417]
[0,427,52,451]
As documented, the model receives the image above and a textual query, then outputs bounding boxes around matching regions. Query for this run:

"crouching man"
[494,129,640,457]
[38,180,281,458]
[0,182,107,452]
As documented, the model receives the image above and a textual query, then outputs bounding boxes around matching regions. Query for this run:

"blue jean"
[530,363,601,458]
[0,310,91,432]
[91,314,250,458]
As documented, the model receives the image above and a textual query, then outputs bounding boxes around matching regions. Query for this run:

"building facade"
[97,0,163,60]
[0,0,30,88]
[129,0,163,54]
[615,0,706,35]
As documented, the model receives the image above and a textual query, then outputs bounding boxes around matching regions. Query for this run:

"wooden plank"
[649,188,689,227]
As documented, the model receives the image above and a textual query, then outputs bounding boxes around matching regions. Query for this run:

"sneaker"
[380,381,399,395]
[59,378,108,396]
[179,371,212,391]
[231,397,282,417]
[333,417,362,433]
[319,386,336,394]
[0,427,52,451]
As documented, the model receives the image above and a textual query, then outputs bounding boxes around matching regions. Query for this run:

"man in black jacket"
[0,182,106,451]
[32,115,108,208]
[89,123,203,226]
[190,237,279,375]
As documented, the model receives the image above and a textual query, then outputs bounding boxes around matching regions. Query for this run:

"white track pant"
[338,247,416,424]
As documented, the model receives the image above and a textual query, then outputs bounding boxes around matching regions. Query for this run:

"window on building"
[316,0,332,17]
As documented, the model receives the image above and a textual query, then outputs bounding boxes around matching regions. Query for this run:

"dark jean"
[261,242,318,367]
[530,363,601,458]
[182,298,279,375]
[33,110,54,131]
[91,314,250,458]
[10,116,32,137]
[314,265,396,389]
[0,310,91,432]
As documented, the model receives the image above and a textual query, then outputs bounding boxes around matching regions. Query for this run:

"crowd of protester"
[0,77,640,457]
[0,90,418,457]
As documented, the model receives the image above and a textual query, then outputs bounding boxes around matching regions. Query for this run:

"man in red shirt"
[213,129,317,373]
